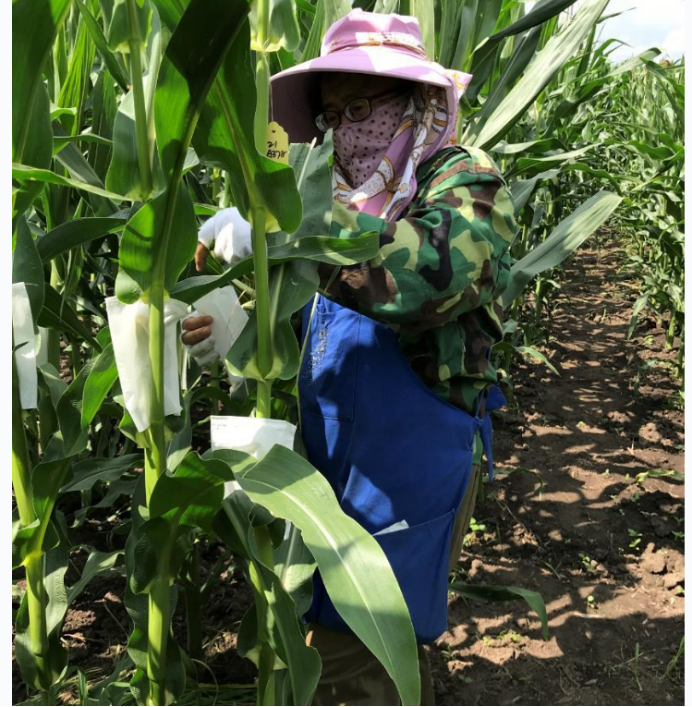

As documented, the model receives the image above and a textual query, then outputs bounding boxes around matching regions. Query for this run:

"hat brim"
[270,46,463,144]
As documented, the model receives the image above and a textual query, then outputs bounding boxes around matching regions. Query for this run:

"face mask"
[332,92,410,188]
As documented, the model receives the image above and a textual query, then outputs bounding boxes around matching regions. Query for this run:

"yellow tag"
[266,122,289,165]
[264,122,290,232]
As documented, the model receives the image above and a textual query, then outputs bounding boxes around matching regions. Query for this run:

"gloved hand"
[182,313,247,395]
[196,207,253,272]
[181,313,219,366]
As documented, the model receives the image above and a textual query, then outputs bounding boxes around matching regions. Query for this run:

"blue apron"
[299,294,505,644]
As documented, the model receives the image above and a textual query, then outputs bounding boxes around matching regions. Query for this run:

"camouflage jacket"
[319,145,516,415]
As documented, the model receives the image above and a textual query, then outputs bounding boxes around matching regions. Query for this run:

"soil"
[432,240,685,706]
[12,240,684,706]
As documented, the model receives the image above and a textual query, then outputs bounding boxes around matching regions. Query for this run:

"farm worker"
[183,9,515,706]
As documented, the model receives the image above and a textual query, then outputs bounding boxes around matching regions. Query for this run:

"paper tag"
[264,122,290,233]
[12,282,37,410]
[375,520,410,536]
[266,122,290,164]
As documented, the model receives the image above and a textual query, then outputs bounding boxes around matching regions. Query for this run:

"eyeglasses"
[315,87,409,133]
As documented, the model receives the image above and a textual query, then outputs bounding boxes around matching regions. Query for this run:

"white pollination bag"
[211,417,297,457]
[192,285,248,360]
[106,296,188,432]
[35,326,50,368]
[211,416,298,498]
[12,282,37,410]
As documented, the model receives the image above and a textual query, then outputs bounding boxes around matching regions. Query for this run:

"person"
[182,10,516,706]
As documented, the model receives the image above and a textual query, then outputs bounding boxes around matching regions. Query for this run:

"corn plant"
[13,0,424,704]
[12,0,684,704]
[593,57,685,383]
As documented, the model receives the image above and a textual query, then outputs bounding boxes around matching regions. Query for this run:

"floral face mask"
[332,92,411,188]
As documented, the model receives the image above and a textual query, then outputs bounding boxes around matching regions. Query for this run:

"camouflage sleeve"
[320,146,517,333]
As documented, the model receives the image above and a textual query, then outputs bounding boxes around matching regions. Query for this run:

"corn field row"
[11,0,684,705]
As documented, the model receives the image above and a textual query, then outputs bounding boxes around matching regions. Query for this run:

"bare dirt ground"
[432,241,685,706]
[12,240,684,705]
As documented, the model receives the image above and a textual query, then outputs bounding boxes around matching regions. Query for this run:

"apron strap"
[476,385,507,482]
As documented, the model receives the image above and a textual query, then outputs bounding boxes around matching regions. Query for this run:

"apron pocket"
[374,510,456,644]
[307,510,457,645]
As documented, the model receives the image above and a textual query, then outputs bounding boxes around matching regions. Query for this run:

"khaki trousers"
[306,462,482,706]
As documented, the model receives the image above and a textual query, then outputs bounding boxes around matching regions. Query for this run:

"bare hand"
[195,242,210,272]
[181,315,214,346]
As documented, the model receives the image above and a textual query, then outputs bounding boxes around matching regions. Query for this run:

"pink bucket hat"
[269,9,472,144]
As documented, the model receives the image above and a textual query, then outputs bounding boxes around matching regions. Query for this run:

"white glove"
[198,207,253,266]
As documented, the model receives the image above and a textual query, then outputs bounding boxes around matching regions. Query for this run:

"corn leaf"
[38,285,102,352]
[37,217,127,262]
[12,164,126,202]
[500,191,622,307]
[464,0,577,99]
[449,582,550,641]
[300,0,325,62]
[194,19,302,232]
[74,0,130,91]
[13,219,46,324]
[81,342,119,427]
[231,501,322,706]
[250,0,301,53]
[399,0,435,58]
[105,12,164,202]
[61,455,142,493]
[116,0,252,301]
[108,0,152,54]
[57,9,96,135]
[227,260,320,382]
[115,189,198,301]
[465,0,610,149]
[323,0,351,28]
[89,70,118,182]
[235,444,421,707]
[12,0,71,163]
[66,549,125,604]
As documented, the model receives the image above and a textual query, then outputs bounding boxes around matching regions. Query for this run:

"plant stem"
[25,554,50,692]
[12,347,34,527]
[666,313,676,349]
[144,281,170,705]
[13,349,69,695]
[145,284,167,500]
[253,0,270,153]
[249,203,274,417]
[128,3,237,693]
[67,334,82,379]
[258,641,276,706]
[256,380,273,419]
[126,0,153,200]
[146,572,171,706]
[12,358,49,691]
[251,525,276,705]
[144,23,161,186]
[250,4,275,414]
[534,278,544,332]
[254,54,270,154]
[221,171,233,208]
